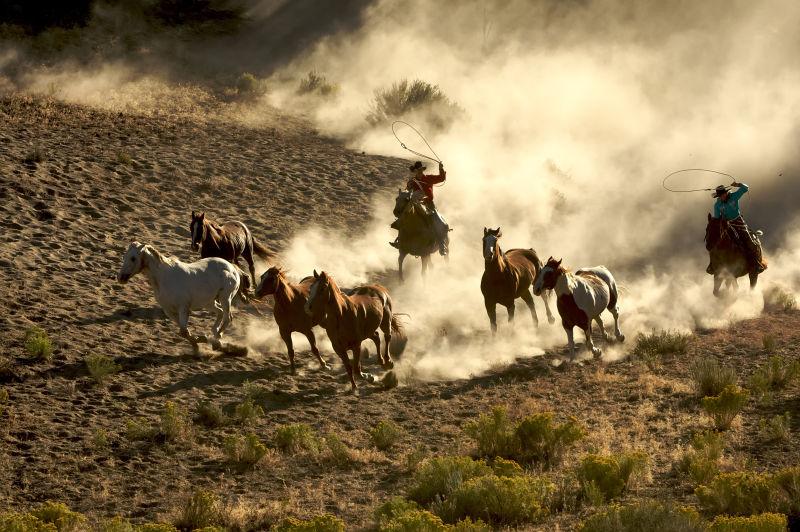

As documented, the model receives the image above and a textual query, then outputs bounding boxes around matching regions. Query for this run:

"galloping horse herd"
[116,201,630,391]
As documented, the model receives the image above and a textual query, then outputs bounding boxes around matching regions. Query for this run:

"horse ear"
[199,212,205,219]
[483,227,487,235]
[496,227,502,237]
[557,258,562,266]
[313,269,319,279]
[191,210,195,217]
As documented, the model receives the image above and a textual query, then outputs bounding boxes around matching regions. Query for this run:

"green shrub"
[25,326,53,360]
[578,501,704,532]
[274,423,321,454]
[159,401,192,442]
[174,490,223,531]
[30,502,86,531]
[242,381,270,403]
[695,471,775,516]
[85,354,121,385]
[99,516,135,532]
[761,334,777,353]
[0,512,57,531]
[297,71,338,97]
[377,507,446,531]
[435,474,553,525]
[272,514,345,532]
[235,398,264,426]
[489,457,524,478]
[370,419,404,451]
[463,406,514,458]
[125,418,157,441]
[631,330,691,365]
[366,79,462,131]
[691,357,737,397]
[771,466,800,514]
[701,385,749,430]
[136,524,178,532]
[748,356,800,398]
[322,432,354,467]
[407,456,493,505]
[576,452,650,503]
[194,400,226,428]
[374,497,422,522]
[707,513,787,532]
[223,433,267,468]
[677,431,725,486]
[758,413,791,443]
[235,73,265,96]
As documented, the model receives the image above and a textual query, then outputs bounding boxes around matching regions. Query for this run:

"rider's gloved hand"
[439,162,444,172]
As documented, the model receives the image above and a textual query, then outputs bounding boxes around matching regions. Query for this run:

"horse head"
[255,266,282,298]
[482,227,502,261]
[705,213,727,251]
[533,256,563,296]
[117,241,149,283]
[305,269,330,319]
[190,210,206,252]
[393,189,413,218]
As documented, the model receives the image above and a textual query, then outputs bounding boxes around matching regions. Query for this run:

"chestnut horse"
[255,267,330,373]
[533,257,624,360]
[304,271,403,391]
[480,227,555,334]
[190,211,270,286]
[705,214,763,297]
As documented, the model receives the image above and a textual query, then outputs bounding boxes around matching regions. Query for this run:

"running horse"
[480,227,555,334]
[190,211,270,286]
[392,189,440,282]
[255,267,330,373]
[304,271,404,392]
[534,257,624,360]
[705,214,763,296]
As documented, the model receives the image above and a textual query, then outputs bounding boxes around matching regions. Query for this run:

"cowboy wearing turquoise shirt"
[711,182,766,273]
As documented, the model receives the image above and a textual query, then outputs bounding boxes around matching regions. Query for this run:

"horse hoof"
[592,348,602,357]
[617,334,625,343]
[363,373,376,384]
[383,360,395,370]
[320,362,331,371]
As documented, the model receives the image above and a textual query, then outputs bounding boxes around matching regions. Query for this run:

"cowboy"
[710,182,766,273]
[390,160,449,255]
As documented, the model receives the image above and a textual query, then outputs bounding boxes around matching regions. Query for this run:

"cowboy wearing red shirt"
[390,160,450,255]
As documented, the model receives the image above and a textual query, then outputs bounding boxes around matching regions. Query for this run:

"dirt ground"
[1,95,798,530]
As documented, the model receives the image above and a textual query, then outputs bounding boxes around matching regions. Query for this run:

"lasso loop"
[662,168,737,193]
[392,120,442,164]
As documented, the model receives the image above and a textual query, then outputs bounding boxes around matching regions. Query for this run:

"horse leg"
[520,289,539,328]
[280,328,296,374]
[609,305,624,342]
[218,294,234,337]
[594,315,611,342]
[713,275,723,297]
[305,330,330,370]
[541,289,556,325]
[421,254,430,278]
[242,247,257,287]
[564,326,576,360]
[335,346,357,392]
[380,313,394,369]
[485,300,498,335]
[177,306,200,355]
[353,345,374,384]
[398,252,406,283]
[584,321,601,358]
[749,271,759,290]
[369,331,382,364]
[506,301,516,325]
[211,301,225,346]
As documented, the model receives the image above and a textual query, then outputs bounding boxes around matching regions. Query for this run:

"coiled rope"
[392,120,442,164]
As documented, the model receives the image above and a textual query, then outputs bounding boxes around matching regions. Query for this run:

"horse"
[705,214,762,297]
[117,241,246,353]
[304,270,403,391]
[190,211,270,286]
[480,227,555,334]
[392,189,440,282]
[255,267,330,373]
[533,257,624,360]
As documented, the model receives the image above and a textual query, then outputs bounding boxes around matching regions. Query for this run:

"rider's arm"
[424,163,446,185]
[729,182,748,201]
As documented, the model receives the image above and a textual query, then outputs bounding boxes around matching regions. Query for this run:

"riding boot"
[390,219,400,230]
[389,238,400,249]
[706,262,714,275]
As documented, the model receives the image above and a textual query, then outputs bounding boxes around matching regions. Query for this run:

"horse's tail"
[252,237,271,261]
[389,314,408,357]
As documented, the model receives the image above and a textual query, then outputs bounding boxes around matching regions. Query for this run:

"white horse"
[533,257,624,360]
[117,241,243,352]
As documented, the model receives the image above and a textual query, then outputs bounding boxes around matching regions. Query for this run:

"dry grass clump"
[630,330,691,367]
[676,431,725,486]
[576,451,650,504]
[273,423,322,454]
[23,146,44,165]
[174,489,224,531]
[194,399,227,428]
[235,398,264,426]
[0,388,8,417]
[701,385,749,431]
[578,501,704,532]
[272,514,345,531]
[297,71,339,97]
[761,334,777,353]
[223,433,268,469]
[319,432,356,468]
[464,406,584,467]
[126,401,193,443]
[369,419,404,451]
[25,326,53,360]
[758,413,791,443]
[748,355,800,399]
[85,353,121,385]
[235,73,267,98]
[764,285,797,311]
[690,357,737,398]
[366,79,462,131]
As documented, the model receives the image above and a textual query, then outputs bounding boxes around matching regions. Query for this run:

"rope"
[662,168,736,193]
[392,120,442,164]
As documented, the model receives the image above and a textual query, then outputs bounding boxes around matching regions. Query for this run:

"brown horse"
[392,189,440,282]
[255,267,330,373]
[190,211,270,286]
[480,227,555,334]
[705,214,763,296]
[304,270,403,391]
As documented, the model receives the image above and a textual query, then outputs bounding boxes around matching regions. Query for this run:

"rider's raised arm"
[424,163,446,185]
[730,182,748,201]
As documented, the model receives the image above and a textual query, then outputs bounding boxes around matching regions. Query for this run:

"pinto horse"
[705,214,762,297]
[190,211,270,286]
[117,242,245,353]
[533,257,624,360]
[480,227,555,334]
[255,267,330,373]
[304,271,402,391]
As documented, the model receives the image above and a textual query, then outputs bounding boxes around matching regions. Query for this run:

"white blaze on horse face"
[305,278,321,315]
[534,266,551,294]
[191,219,203,250]
[483,235,498,261]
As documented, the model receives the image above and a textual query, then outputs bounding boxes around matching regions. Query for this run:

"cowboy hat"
[409,161,426,172]
[712,185,729,198]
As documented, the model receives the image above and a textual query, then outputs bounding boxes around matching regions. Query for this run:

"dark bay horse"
[304,270,403,391]
[190,211,270,286]
[705,214,763,296]
[255,267,329,373]
[393,189,440,282]
[480,227,555,335]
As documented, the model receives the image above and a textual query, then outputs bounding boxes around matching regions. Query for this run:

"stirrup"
[389,240,399,249]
